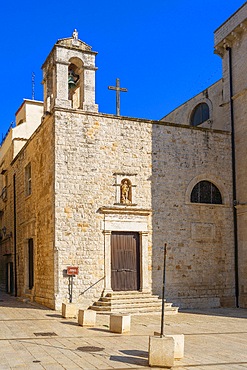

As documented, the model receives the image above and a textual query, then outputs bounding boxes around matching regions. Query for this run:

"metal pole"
[71,276,73,303]
[160,243,167,337]
[69,277,71,303]
[70,276,74,303]
[69,276,71,303]
[227,46,239,308]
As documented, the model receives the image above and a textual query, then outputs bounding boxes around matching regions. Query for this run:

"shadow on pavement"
[46,313,63,318]
[119,349,148,358]
[60,321,79,326]
[110,355,148,367]
[0,292,49,310]
[172,361,247,368]
[88,327,110,333]
[180,307,247,319]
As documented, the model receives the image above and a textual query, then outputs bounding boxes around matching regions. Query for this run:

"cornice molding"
[98,206,152,216]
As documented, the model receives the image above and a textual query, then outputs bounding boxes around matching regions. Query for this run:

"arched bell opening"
[68,57,84,109]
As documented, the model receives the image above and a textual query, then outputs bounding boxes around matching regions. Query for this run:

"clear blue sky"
[0,0,245,138]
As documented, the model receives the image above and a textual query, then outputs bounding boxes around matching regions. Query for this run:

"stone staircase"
[89,291,179,315]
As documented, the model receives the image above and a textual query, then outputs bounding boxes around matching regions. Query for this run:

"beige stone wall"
[235,93,247,307]
[151,123,234,308]
[0,100,44,295]
[53,110,153,309]
[214,5,247,307]
[11,116,55,308]
[0,108,234,310]
[236,205,247,307]
[53,109,234,309]
[222,28,247,307]
[214,2,247,46]
[15,100,43,127]
[161,80,230,131]
[0,143,14,291]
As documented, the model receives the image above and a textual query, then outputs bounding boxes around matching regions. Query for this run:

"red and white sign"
[67,266,79,275]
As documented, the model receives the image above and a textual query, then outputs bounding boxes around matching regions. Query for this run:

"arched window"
[191,103,209,126]
[191,181,222,204]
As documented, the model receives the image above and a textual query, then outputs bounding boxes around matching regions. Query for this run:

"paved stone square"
[0,292,247,369]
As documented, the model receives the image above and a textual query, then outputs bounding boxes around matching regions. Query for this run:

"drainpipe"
[226,46,239,308]
[13,174,17,297]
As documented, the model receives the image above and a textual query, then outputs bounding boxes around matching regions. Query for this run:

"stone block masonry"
[2,105,234,310]
[53,108,234,310]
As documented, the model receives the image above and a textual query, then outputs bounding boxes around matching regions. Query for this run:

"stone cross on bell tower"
[42,30,98,113]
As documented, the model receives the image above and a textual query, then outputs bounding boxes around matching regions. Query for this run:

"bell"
[68,70,78,90]
[68,75,77,89]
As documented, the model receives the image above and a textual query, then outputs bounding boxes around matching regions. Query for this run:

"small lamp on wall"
[0,226,12,240]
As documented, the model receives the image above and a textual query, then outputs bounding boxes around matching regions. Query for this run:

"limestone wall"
[0,144,14,292]
[151,123,234,308]
[1,106,234,310]
[213,5,247,308]
[226,28,247,307]
[214,2,247,46]
[161,80,230,132]
[53,109,234,309]
[53,111,153,309]
[11,116,55,308]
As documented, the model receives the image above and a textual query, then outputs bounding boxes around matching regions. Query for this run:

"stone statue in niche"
[120,179,132,204]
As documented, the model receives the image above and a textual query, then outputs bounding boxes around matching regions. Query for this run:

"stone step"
[103,293,160,300]
[106,290,159,298]
[99,297,162,304]
[90,302,175,309]
[93,300,163,308]
[89,291,178,315]
[90,305,178,315]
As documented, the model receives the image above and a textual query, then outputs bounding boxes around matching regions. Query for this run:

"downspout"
[226,46,239,308]
[13,174,17,297]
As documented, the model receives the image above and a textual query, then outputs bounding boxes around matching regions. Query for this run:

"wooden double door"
[111,232,140,291]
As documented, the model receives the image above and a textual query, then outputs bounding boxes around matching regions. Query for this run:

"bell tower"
[42,30,98,113]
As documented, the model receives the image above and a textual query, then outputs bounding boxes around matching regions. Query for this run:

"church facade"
[0,3,246,310]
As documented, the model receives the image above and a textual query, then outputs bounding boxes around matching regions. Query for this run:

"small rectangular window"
[25,163,32,196]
